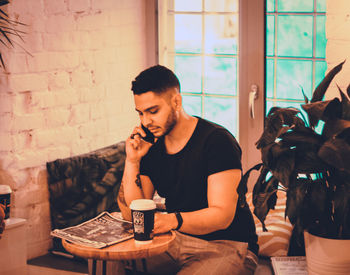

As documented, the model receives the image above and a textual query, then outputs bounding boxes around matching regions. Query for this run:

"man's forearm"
[178,206,236,235]
[117,160,145,219]
[122,160,146,204]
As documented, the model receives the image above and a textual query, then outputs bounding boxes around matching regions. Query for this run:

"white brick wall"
[325,0,350,99]
[0,0,148,259]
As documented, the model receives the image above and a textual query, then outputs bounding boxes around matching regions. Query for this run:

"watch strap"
[174,212,183,230]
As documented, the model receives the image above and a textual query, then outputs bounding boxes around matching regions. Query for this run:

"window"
[158,0,240,137]
[158,0,327,168]
[266,0,327,111]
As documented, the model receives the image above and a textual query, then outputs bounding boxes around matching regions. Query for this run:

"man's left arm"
[154,169,241,235]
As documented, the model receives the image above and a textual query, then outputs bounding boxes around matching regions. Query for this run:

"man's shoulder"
[197,117,236,141]
[197,117,230,134]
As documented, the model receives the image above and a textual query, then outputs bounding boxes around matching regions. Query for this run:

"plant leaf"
[300,86,309,104]
[318,128,350,173]
[332,181,350,238]
[286,177,308,226]
[322,119,350,139]
[311,60,345,103]
[252,173,279,231]
[237,163,263,207]
[337,84,350,120]
[302,98,342,128]
[256,107,303,149]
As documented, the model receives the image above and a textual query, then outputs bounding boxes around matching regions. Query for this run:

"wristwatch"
[174,212,183,230]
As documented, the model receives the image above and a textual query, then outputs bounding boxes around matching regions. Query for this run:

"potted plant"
[238,61,350,273]
[0,0,26,69]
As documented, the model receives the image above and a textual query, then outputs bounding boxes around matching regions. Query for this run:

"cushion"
[47,141,126,229]
[246,191,293,257]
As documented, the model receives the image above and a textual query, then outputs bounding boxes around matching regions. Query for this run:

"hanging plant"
[0,0,27,69]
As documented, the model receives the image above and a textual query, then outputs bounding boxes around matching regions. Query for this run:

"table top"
[62,231,176,261]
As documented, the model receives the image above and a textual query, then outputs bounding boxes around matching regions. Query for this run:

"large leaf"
[252,174,279,231]
[263,143,295,188]
[332,181,350,238]
[298,178,331,237]
[237,163,263,207]
[322,118,350,139]
[285,177,308,225]
[256,107,304,149]
[337,85,350,120]
[302,98,342,128]
[311,61,345,103]
[318,129,350,173]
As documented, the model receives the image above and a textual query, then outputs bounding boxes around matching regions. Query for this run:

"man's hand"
[0,204,6,239]
[125,126,154,163]
[154,212,178,234]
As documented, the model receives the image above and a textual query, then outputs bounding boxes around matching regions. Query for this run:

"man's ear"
[173,93,182,111]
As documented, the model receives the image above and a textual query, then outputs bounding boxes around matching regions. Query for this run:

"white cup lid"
[130,199,156,211]
[0,185,12,194]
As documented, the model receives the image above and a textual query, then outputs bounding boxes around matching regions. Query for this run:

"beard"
[162,108,177,137]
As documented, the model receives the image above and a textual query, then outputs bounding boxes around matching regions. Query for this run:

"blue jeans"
[129,231,258,275]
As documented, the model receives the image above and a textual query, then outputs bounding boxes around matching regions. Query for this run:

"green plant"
[0,0,26,69]
[238,61,350,240]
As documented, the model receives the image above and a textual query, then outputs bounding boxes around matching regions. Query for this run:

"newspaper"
[51,212,134,248]
[271,256,307,275]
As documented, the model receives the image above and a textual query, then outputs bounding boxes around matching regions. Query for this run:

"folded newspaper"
[271,256,307,275]
[51,212,134,248]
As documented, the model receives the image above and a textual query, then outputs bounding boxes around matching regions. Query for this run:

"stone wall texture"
[0,0,149,259]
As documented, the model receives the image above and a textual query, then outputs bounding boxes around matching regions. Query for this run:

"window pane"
[182,95,202,117]
[277,0,314,12]
[205,14,238,54]
[275,100,303,109]
[267,0,275,12]
[277,15,313,57]
[204,96,237,136]
[266,59,274,98]
[205,0,238,12]
[315,61,327,88]
[316,0,326,12]
[266,15,275,56]
[266,100,274,115]
[204,56,237,95]
[175,55,202,93]
[174,0,202,12]
[316,16,326,58]
[276,59,313,100]
[175,14,202,53]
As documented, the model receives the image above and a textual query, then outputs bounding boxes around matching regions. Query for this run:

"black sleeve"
[140,154,150,176]
[204,128,242,176]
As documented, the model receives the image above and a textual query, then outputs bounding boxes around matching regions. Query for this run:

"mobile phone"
[141,124,155,144]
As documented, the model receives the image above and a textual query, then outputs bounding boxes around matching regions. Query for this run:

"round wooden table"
[62,231,176,275]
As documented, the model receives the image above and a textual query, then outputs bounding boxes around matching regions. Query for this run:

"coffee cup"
[0,185,12,220]
[130,199,156,244]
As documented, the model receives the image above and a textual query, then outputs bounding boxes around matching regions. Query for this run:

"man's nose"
[142,115,152,126]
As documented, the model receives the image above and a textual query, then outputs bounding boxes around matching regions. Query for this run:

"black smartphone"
[141,124,155,144]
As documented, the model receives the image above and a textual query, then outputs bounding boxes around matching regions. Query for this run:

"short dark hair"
[131,65,180,95]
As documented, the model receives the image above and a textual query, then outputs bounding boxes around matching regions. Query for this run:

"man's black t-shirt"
[140,117,258,254]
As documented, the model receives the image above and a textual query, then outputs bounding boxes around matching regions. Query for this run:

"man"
[118,65,258,274]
